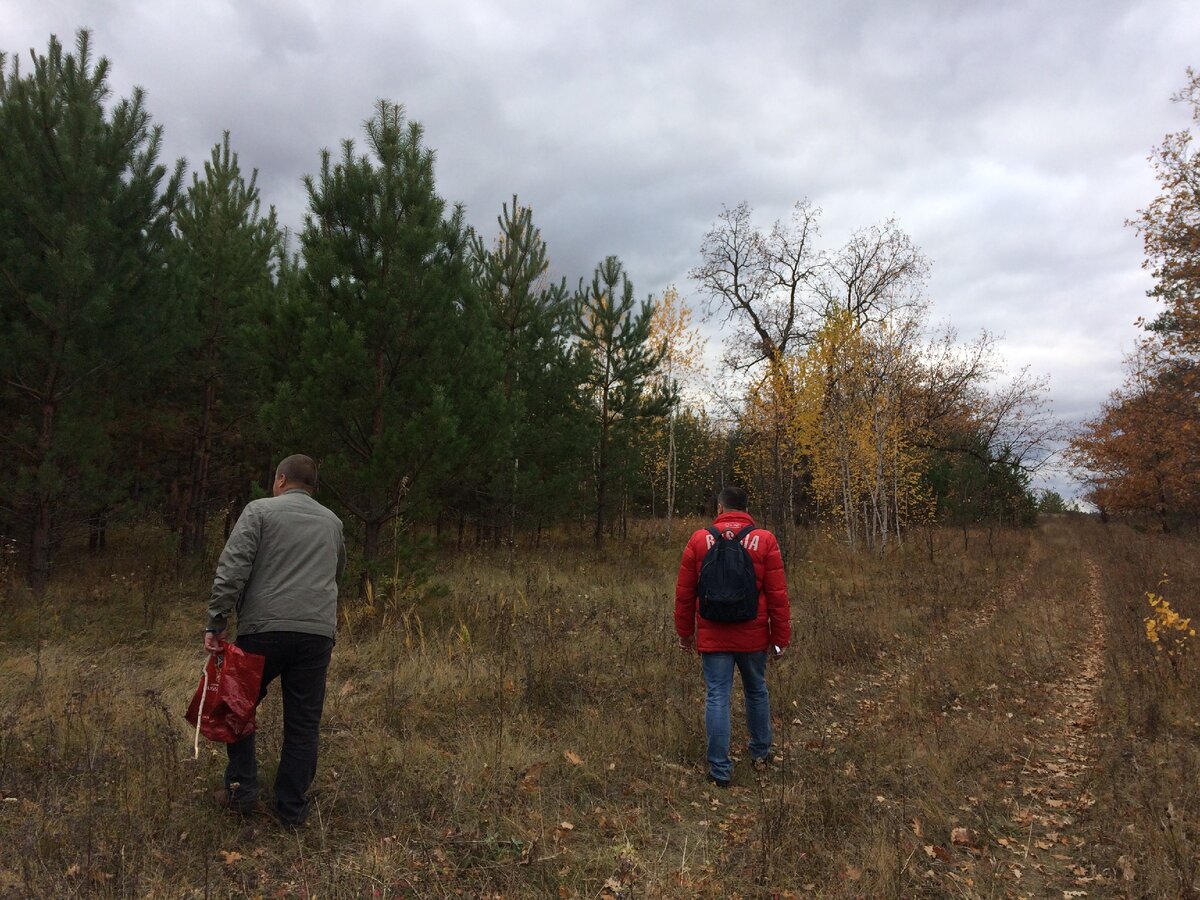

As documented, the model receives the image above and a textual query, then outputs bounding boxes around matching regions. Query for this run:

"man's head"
[273,454,318,496]
[717,485,748,514]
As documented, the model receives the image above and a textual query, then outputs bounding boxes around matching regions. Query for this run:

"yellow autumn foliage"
[784,309,933,549]
[1144,573,1196,669]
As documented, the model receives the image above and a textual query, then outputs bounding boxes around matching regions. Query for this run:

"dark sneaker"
[275,814,305,833]
[212,788,256,816]
[707,773,731,788]
[752,753,776,773]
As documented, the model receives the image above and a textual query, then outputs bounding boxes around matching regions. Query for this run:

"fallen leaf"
[1117,855,1135,882]
[221,850,243,865]
[519,762,546,792]
[845,865,862,882]
[564,750,583,766]
[951,827,973,846]
[558,821,575,831]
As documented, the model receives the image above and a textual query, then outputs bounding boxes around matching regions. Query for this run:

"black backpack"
[697,525,759,622]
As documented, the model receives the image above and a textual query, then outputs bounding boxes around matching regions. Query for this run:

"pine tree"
[471,196,589,543]
[573,256,670,546]
[170,133,279,556]
[0,31,182,590]
[269,101,501,594]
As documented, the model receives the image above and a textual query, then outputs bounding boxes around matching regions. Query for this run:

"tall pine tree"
[0,31,182,589]
[169,133,279,556]
[573,257,670,546]
[268,101,501,594]
[471,196,589,542]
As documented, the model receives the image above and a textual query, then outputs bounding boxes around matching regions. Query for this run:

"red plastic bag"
[185,641,266,744]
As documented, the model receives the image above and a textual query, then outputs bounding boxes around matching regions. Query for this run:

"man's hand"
[678,634,696,654]
[771,644,786,660]
[204,630,227,654]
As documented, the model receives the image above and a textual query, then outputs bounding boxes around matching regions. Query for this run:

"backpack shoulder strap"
[706,526,724,543]
[733,524,757,543]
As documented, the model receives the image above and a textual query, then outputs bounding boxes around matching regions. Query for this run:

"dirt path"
[938,556,1111,898]
[801,537,1043,747]
[655,529,1120,895]
[646,542,1046,892]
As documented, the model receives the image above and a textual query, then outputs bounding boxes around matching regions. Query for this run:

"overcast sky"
[7,0,1199,494]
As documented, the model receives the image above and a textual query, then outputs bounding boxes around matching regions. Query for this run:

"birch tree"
[645,286,706,539]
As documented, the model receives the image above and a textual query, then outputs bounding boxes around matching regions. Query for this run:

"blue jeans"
[226,631,334,826]
[701,651,772,782]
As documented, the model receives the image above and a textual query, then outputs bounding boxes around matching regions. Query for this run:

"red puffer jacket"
[675,511,791,653]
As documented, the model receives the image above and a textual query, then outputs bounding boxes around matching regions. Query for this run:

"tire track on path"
[795,537,1043,747]
[937,554,1109,898]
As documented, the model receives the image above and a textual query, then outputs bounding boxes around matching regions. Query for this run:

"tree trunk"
[181,375,218,556]
[509,454,519,559]
[666,411,676,542]
[594,418,608,549]
[29,497,52,594]
[88,509,107,553]
[28,397,58,593]
[361,519,382,599]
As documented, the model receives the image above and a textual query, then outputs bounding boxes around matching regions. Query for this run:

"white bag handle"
[193,661,209,760]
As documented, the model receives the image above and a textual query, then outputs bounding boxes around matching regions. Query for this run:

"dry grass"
[0,515,1197,897]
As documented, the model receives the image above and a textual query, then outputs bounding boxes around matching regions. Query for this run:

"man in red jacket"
[675,486,791,786]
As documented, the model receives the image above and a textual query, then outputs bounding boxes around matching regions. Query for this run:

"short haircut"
[718,485,748,511]
[276,454,318,490]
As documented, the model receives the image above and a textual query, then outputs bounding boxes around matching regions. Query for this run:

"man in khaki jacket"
[205,454,345,828]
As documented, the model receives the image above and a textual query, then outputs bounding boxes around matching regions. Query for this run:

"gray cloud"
[5,0,1199,496]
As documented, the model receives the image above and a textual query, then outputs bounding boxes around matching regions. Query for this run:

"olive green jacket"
[208,489,346,639]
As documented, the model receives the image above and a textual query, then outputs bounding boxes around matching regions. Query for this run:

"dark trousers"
[226,631,334,825]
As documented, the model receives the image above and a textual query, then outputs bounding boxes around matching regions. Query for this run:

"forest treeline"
[1,32,1058,594]
[1071,69,1200,529]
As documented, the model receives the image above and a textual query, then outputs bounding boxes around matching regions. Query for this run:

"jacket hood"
[715,511,753,532]
[713,510,755,532]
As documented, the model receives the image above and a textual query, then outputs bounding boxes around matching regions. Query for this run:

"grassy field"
[1,515,1199,897]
